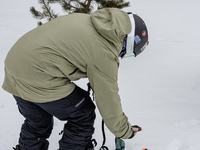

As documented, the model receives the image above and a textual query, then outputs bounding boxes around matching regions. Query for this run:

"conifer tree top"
[30,0,130,25]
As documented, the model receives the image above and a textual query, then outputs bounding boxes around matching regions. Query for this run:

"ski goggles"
[119,35,142,58]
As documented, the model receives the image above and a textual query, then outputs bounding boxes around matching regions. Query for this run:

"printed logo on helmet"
[134,35,141,44]
[140,42,148,52]
[142,30,146,36]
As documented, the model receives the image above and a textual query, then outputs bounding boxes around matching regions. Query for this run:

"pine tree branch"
[60,0,84,13]
[30,0,130,26]
[85,0,92,13]
[30,7,44,19]
[41,0,55,20]
[97,0,130,9]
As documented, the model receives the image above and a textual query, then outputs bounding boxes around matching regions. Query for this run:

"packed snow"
[0,0,200,150]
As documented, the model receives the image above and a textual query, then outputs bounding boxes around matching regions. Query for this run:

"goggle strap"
[126,14,135,56]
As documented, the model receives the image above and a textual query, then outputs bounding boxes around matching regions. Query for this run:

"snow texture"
[0,0,200,150]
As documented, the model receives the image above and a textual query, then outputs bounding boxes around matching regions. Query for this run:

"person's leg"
[59,92,96,150]
[37,86,96,150]
[14,96,53,150]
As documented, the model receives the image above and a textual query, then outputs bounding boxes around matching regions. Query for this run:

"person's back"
[3,13,97,102]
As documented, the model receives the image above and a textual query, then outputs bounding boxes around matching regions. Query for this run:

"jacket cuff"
[119,123,133,139]
[129,131,135,139]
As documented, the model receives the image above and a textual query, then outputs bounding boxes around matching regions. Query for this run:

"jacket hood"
[91,8,132,56]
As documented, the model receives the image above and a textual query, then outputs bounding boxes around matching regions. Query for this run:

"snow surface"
[1,0,200,150]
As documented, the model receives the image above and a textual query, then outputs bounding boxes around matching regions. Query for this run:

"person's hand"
[133,127,139,136]
[132,125,142,136]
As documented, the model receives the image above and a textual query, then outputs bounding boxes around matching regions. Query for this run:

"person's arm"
[87,58,133,139]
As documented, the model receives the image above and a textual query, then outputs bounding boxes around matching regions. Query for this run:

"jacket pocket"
[67,68,87,81]
[69,68,79,76]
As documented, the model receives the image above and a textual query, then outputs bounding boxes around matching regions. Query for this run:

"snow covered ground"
[1,0,200,150]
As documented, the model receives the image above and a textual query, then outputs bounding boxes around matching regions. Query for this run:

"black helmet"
[119,13,149,58]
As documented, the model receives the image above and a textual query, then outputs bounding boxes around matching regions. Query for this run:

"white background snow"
[0,0,200,150]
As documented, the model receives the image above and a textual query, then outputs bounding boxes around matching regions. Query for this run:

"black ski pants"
[14,86,96,150]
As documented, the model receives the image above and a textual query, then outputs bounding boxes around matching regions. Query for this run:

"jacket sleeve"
[87,58,133,139]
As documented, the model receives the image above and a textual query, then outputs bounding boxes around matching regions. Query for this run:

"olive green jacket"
[3,8,133,139]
